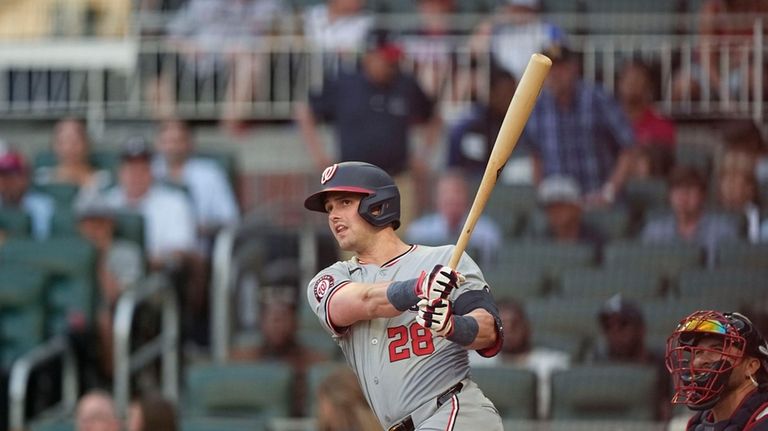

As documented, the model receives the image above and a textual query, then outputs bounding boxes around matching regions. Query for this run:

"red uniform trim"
[325,280,351,336]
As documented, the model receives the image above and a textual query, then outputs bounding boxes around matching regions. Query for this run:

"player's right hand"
[417,265,463,306]
[416,297,453,337]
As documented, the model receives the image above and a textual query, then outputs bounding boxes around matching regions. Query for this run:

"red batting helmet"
[304,161,401,230]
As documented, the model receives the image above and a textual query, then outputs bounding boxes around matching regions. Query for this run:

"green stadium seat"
[0,237,97,336]
[641,299,739,346]
[716,243,768,270]
[622,178,668,215]
[496,241,596,294]
[542,420,667,431]
[533,330,585,362]
[34,150,119,173]
[550,365,658,420]
[29,418,75,431]
[50,209,145,251]
[677,268,768,305]
[181,417,267,431]
[185,362,293,420]
[33,183,79,207]
[298,329,340,360]
[525,298,602,341]
[471,366,537,420]
[582,206,631,241]
[603,241,704,280]
[0,208,31,237]
[0,266,47,367]
[485,184,538,237]
[485,266,547,300]
[559,268,663,300]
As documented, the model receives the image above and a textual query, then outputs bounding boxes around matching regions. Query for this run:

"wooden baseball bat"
[448,53,552,269]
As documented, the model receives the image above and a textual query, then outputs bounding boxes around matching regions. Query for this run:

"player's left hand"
[417,265,465,306]
[416,297,453,337]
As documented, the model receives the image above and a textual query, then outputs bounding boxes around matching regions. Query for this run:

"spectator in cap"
[518,41,635,206]
[0,145,54,240]
[71,195,145,386]
[35,118,112,206]
[468,0,563,81]
[295,29,440,227]
[230,259,329,416]
[151,119,239,253]
[641,166,739,267]
[532,175,602,246]
[587,294,672,420]
[102,136,208,346]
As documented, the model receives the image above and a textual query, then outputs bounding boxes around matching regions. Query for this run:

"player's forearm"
[462,309,498,350]
[330,282,402,327]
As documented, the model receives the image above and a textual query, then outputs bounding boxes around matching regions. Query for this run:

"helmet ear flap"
[358,185,401,230]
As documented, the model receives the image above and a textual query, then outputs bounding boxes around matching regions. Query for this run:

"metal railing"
[210,223,320,364]
[8,335,78,431]
[0,15,764,129]
[113,272,179,417]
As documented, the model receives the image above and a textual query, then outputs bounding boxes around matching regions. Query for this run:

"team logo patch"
[320,164,338,185]
[313,274,334,301]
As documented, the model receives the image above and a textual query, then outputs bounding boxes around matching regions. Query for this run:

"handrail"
[113,273,179,418]
[8,335,78,430]
[210,224,238,363]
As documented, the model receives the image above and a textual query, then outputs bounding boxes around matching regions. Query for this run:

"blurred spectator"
[153,0,283,133]
[295,31,440,226]
[102,137,207,344]
[127,392,178,431]
[719,120,768,182]
[72,197,144,387]
[671,0,768,102]
[232,261,329,416]
[716,168,760,242]
[471,298,570,419]
[587,295,671,421]
[400,0,461,100]
[35,118,112,205]
[641,166,739,266]
[614,60,676,183]
[447,68,533,181]
[0,147,54,240]
[302,0,372,57]
[151,119,239,249]
[316,365,380,431]
[521,43,634,206]
[0,0,131,38]
[75,390,121,431]
[469,0,563,81]
[533,175,602,246]
[406,170,501,269]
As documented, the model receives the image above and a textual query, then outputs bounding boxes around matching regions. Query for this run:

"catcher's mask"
[665,310,768,411]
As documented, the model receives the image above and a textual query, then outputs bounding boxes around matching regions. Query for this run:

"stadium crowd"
[0,0,767,430]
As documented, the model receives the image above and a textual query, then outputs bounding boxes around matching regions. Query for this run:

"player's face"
[324,192,373,251]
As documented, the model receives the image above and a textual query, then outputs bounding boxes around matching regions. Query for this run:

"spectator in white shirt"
[151,119,239,251]
[103,137,208,344]
[303,0,372,55]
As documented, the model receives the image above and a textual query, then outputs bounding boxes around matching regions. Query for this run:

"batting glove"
[416,265,464,306]
[416,298,453,337]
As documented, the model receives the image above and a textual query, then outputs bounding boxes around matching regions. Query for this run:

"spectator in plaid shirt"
[521,43,634,206]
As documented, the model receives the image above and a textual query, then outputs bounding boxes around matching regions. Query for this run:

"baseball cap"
[598,294,644,327]
[0,148,27,174]
[365,30,404,63]
[538,175,581,206]
[120,136,152,161]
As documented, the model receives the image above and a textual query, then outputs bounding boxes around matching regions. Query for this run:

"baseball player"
[666,310,768,430]
[305,161,504,431]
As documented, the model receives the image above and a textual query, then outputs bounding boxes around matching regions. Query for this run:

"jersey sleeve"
[306,262,353,337]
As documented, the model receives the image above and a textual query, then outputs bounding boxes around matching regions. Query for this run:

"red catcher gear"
[666,310,768,411]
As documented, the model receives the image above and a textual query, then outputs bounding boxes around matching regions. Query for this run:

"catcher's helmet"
[665,310,768,410]
[304,162,401,230]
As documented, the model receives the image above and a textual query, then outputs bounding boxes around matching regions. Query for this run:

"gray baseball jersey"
[307,244,502,429]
